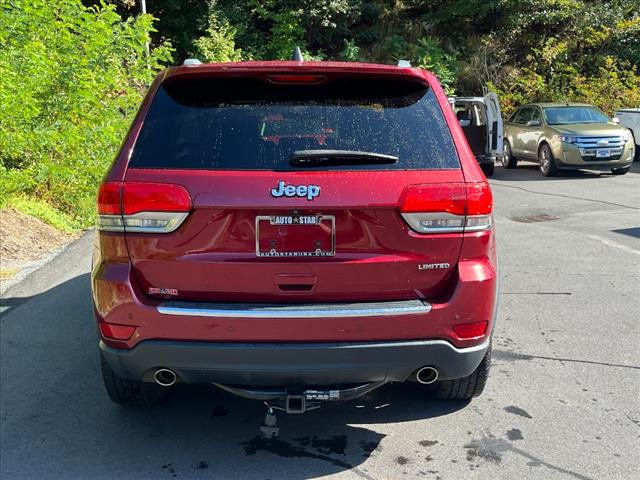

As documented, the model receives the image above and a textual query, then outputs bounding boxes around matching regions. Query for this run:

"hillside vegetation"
[1,0,638,230]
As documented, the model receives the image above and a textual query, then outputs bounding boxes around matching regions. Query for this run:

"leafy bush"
[193,12,243,62]
[0,0,171,228]
[491,0,640,115]
[413,37,458,94]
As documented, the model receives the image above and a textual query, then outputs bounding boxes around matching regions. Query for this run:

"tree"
[0,0,171,224]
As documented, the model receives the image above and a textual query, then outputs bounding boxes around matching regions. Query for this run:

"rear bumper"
[92,257,498,349]
[92,230,498,350]
[100,337,491,386]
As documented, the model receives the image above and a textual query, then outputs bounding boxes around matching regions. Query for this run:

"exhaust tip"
[154,368,177,387]
[415,366,439,385]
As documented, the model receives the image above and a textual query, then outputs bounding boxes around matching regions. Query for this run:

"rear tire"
[502,141,517,169]
[611,166,630,175]
[100,353,169,406]
[538,143,558,177]
[431,346,491,400]
[480,162,495,177]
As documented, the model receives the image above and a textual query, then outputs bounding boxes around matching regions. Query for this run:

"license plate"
[256,215,335,257]
[596,149,611,158]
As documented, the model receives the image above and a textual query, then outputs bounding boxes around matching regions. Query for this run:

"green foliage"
[217,0,307,60]
[490,0,640,115]
[413,38,458,94]
[612,15,640,67]
[2,0,639,232]
[193,12,243,62]
[340,39,361,61]
[212,0,361,60]
[145,0,209,60]
[0,0,171,228]
[496,56,640,116]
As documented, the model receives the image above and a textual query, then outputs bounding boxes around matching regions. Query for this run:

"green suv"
[502,103,635,176]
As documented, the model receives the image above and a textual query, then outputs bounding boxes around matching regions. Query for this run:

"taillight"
[400,182,492,234]
[97,181,122,215]
[465,182,493,215]
[97,182,192,233]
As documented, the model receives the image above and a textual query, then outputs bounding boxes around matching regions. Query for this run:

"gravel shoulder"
[0,209,78,294]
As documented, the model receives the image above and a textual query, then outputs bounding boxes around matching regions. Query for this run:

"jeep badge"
[270,180,320,201]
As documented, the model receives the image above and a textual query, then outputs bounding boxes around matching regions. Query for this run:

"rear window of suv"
[129,76,460,171]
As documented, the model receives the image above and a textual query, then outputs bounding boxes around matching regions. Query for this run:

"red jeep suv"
[92,58,497,412]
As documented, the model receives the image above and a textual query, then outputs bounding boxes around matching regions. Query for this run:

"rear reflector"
[452,321,488,339]
[97,182,191,233]
[400,183,492,234]
[99,322,136,340]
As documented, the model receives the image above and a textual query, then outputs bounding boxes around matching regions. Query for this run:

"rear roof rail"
[183,58,202,66]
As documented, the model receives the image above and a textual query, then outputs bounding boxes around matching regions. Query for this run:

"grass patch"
[1,195,83,233]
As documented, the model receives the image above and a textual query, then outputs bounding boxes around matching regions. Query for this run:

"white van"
[614,108,639,161]
[450,93,503,176]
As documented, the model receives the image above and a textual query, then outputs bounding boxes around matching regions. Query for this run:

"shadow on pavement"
[1,273,468,479]
[611,227,640,239]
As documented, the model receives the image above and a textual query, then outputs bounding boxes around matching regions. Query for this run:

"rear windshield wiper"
[289,150,399,167]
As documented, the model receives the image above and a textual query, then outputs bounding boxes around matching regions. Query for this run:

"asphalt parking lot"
[1,161,639,480]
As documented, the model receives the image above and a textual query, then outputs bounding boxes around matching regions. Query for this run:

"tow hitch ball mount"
[211,382,386,437]
[259,394,323,438]
[260,406,279,438]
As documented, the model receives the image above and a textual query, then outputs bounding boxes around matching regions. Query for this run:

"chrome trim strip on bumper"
[158,299,432,318]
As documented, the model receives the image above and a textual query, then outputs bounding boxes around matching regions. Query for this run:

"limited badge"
[418,263,450,270]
